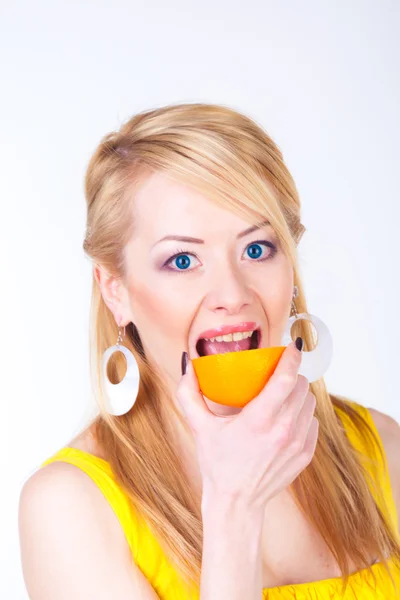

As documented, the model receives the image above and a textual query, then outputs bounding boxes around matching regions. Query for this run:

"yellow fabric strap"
[336,401,399,538]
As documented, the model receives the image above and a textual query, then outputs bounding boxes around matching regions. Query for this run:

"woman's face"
[108,170,294,415]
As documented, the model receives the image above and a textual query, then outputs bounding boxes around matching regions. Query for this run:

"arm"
[18,462,159,600]
[368,407,400,536]
[200,491,265,599]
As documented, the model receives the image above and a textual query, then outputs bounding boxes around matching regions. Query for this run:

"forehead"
[130,170,257,241]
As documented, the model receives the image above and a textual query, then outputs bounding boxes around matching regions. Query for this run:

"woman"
[19,103,400,599]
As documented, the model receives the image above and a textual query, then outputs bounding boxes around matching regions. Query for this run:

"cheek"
[267,275,293,312]
[255,255,293,304]
[127,279,190,346]
[257,265,293,344]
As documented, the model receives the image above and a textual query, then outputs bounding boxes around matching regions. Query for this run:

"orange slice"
[191,346,286,408]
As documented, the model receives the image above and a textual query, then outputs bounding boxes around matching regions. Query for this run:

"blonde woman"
[19,103,400,599]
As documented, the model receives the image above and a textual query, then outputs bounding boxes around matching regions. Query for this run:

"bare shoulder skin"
[18,458,159,599]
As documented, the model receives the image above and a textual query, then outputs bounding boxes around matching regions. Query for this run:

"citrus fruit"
[191,346,286,408]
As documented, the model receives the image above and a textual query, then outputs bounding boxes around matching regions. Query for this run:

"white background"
[1,1,399,597]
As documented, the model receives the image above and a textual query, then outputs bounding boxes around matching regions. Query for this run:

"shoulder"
[18,462,160,598]
[18,462,132,597]
[367,407,400,528]
[367,407,400,462]
[20,459,100,501]
[20,460,90,506]
[19,460,126,540]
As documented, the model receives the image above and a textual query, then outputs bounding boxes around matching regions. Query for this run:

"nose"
[204,261,254,314]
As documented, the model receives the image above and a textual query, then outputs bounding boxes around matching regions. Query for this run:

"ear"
[93,263,131,326]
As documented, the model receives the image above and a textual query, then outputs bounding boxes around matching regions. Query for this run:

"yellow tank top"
[40,401,400,599]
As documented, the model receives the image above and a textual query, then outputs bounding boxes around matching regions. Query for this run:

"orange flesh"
[192,346,286,408]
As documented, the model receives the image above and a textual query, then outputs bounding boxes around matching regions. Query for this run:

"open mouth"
[196,327,261,357]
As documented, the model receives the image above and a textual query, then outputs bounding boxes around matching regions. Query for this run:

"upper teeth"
[202,329,256,343]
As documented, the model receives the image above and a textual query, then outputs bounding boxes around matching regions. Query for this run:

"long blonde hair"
[82,102,400,595]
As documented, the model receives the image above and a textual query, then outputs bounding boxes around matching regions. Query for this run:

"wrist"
[201,486,265,525]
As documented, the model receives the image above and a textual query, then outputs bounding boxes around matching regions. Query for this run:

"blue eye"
[163,240,277,272]
[246,243,264,259]
[174,255,194,270]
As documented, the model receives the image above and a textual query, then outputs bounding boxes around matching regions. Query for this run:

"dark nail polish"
[181,351,188,375]
[295,337,304,352]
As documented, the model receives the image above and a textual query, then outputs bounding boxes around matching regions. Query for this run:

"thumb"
[176,352,213,433]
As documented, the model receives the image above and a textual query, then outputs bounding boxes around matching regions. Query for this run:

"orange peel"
[192,346,286,408]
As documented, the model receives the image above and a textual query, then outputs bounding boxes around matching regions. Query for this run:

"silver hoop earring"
[101,320,140,416]
[281,286,333,382]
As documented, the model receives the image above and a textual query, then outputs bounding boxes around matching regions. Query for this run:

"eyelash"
[162,240,278,272]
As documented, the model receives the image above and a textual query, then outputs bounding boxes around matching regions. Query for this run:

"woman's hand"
[176,341,318,512]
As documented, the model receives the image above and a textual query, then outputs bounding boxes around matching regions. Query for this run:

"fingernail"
[181,351,188,375]
[295,337,304,352]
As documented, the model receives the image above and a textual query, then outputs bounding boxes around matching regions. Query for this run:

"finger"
[176,356,214,434]
[301,417,319,459]
[241,339,303,426]
[278,376,310,421]
[291,392,317,453]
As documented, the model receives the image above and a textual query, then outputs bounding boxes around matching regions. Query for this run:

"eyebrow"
[152,219,271,247]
